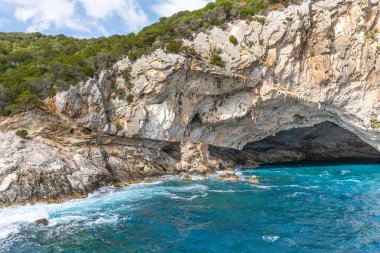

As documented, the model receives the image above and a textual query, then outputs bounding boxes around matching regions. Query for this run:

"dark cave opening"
[210,122,380,165]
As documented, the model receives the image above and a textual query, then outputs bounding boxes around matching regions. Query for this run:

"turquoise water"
[1,163,380,252]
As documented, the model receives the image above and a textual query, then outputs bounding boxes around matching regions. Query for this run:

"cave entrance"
[210,122,380,165]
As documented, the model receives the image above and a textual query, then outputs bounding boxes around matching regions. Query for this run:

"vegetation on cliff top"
[0,0,298,115]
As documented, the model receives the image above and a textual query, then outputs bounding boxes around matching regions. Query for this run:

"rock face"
[55,0,380,151]
[1,0,380,206]
[0,110,180,206]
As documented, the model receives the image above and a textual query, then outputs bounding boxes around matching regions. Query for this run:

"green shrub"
[365,29,378,40]
[254,17,266,25]
[256,96,263,105]
[285,16,293,22]
[181,46,198,56]
[370,117,378,123]
[165,41,183,54]
[210,49,225,68]
[229,35,238,46]
[126,93,135,105]
[259,39,264,46]
[239,6,255,19]
[121,69,131,82]
[15,129,28,138]
[115,122,123,131]
[128,50,139,61]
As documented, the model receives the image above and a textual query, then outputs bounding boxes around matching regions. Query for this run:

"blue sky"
[0,0,214,38]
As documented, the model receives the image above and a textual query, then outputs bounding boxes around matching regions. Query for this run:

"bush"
[128,50,139,61]
[15,129,28,138]
[181,46,198,56]
[229,35,238,46]
[126,93,135,105]
[115,122,123,131]
[239,7,254,18]
[165,41,183,54]
[120,69,131,82]
[211,54,225,68]
[254,17,266,24]
[365,29,378,40]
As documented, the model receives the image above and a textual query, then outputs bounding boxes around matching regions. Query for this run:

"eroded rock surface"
[55,0,380,153]
[0,110,179,206]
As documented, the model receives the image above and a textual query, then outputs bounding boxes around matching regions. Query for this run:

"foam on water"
[262,235,280,243]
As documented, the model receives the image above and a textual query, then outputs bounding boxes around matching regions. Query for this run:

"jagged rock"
[0,110,179,206]
[0,173,18,192]
[181,174,192,181]
[35,218,49,226]
[218,171,242,182]
[177,140,226,175]
[53,0,380,152]
[248,176,260,184]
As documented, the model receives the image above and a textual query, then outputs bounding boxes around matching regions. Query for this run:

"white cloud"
[152,0,213,17]
[2,0,213,36]
[5,0,148,35]
[78,0,148,32]
[9,0,89,33]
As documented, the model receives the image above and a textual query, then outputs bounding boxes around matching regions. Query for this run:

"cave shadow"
[210,121,380,166]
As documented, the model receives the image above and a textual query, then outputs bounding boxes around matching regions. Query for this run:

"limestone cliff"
[1,0,380,206]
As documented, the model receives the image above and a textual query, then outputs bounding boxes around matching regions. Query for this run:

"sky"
[0,0,214,38]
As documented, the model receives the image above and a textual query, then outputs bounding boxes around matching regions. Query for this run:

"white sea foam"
[286,192,308,197]
[304,185,319,189]
[262,235,280,242]
[321,171,330,176]
[0,224,20,240]
[209,190,236,193]
[250,185,276,189]
[94,215,119,225]
[341,170,351,175]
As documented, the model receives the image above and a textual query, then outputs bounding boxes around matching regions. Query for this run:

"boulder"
[35,218,49,226]
[181,174,192,181]
[248,176,260,184]
[218,171,242,182]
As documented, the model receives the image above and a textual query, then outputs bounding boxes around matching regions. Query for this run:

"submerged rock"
[181,174,192,181]
[218,172,242,182]
[35,218,49,226]
[248,176,260,184]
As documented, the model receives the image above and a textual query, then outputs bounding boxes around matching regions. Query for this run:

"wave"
[286,192,308,197]
[0,224,20,240]
[262,235,280,243]
[209,189,256,193]
[250,185,277,189]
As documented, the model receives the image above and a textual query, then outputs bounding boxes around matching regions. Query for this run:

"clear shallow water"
[1,164,380,252]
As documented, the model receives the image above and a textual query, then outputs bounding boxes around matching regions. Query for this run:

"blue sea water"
[1,163,380,252]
